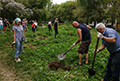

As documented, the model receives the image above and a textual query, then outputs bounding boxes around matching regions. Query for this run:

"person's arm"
[12,30,15,42]
[102,37,116,43]
[23,33,25,37]
[51,22,52,26]
[86,25,92,30]
[75,29,82,44]
[98,44,105,51]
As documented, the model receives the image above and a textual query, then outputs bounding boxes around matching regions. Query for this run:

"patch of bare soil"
[0,61,17,81]
[48,60,71,71]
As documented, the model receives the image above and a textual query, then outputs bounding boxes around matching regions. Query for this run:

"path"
[0,61,16,81]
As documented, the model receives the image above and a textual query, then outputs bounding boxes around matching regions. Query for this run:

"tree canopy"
[0,0,120,25]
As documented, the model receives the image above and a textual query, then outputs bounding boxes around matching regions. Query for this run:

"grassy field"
[0,25,114,81]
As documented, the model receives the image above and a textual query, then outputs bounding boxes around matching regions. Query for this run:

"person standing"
[48,20,52,35]
[32,21,35,32]
[24,18,28,31]
[53,18,59,38]
[7,19,10,31]
[72,21,91,67]
[34,20,38,30]
[12,18,27,62]
[3,18,8,32]
[22,19,26,33]
[95,23,120,81]
[0,17,4,33]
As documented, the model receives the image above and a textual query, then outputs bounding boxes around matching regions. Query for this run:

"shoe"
[18,58,21,62]
[84,62,89,65]
[15,59,19,62]
[85,63,89,65]
[53,36,55,38]
[74,63,82,67]
[15,58,21,62]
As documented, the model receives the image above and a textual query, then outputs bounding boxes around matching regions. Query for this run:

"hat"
[15,18,21,23]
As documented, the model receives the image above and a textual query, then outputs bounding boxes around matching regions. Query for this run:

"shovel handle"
[64,45,74,55]
[91,38,99,69]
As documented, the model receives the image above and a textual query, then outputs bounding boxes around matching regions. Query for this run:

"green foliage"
[49,1,78,22]
[1,25,119,80]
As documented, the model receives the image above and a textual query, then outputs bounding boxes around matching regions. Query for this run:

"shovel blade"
[88,68,96,75]
[58,53,66,60]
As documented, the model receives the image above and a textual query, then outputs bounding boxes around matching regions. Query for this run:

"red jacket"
[32,23,35,28]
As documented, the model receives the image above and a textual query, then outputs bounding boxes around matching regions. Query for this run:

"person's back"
[55,22,58,27]
[78,24,91,42]
[102,28,120,53]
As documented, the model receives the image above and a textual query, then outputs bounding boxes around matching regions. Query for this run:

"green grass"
[0,25,117,81]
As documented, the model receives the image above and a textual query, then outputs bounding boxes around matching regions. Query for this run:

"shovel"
[58,45,74,60]
[88,38,99,75]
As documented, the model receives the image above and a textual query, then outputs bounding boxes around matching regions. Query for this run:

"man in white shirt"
[34,20,38,30]
[48,20,52,35]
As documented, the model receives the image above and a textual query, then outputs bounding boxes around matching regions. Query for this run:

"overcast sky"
[52,0,72,4]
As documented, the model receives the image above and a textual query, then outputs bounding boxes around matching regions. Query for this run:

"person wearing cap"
[72,21,91,67]
[0,17,4,33]
[95,23,120,81]
[12,18,27,62]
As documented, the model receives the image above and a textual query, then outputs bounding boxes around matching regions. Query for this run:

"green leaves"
[0,26,113,80]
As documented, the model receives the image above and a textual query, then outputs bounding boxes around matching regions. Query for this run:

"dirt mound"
[48,60,71,71]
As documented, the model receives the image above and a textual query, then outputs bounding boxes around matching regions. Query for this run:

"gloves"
[25,38,27,43]
[72,43,76,47]
[97,32,103,39]
[12,41,15,44]
[94,49,99,54]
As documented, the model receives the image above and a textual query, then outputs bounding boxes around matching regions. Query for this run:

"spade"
[58,45,74,60]
[88,38,99,75]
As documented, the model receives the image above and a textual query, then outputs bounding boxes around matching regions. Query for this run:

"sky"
[52,0,72,4]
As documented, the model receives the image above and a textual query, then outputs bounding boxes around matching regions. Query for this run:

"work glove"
[97,32,103,39]
[25,38,27,43]
[93,49,99,54]
[72,43,76,47]
[12,41,15,44]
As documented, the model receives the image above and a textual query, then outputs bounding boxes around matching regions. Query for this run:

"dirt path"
[0,61,16,81]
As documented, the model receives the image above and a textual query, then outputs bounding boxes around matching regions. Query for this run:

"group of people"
[0,18,10,33]
[1,16,120,80]
[48,18,59,38]
[31,20,38,32]
[11,17,59,63]
[72,21,120,81]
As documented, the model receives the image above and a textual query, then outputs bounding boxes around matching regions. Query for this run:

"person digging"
[72,21,92,67]
[95,23,120,81]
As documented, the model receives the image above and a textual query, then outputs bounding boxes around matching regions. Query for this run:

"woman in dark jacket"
[53,18,59,38]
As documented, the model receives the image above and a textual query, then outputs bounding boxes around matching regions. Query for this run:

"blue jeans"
[104,52,120,81]
[54,27,58,37]
[15,38,23,58]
